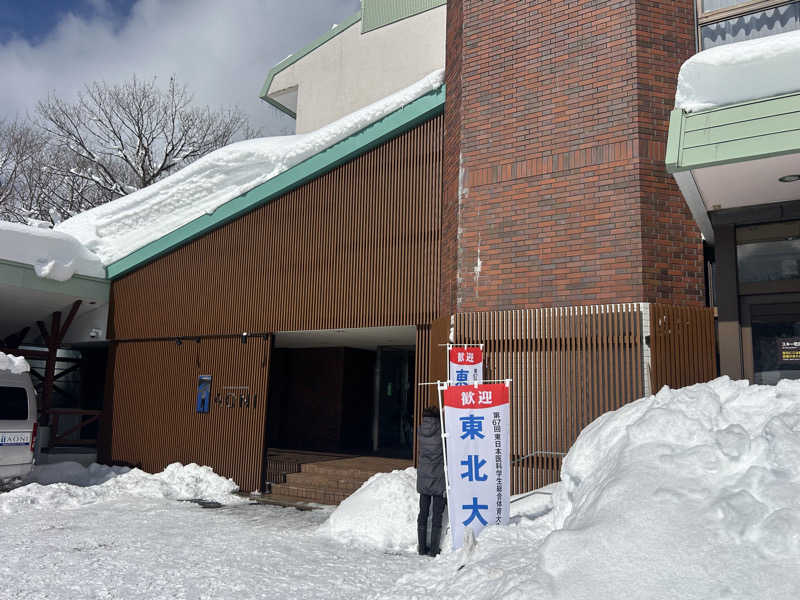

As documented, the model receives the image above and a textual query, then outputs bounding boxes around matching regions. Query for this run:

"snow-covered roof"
[56,70,445,268]
[676,30,800,112]
[0,221,104,281]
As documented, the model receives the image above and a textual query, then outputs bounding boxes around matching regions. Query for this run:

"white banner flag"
[442,382,511,549]
[448,345,483,386]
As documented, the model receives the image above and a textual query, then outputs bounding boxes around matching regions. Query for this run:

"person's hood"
[419,415,441,438]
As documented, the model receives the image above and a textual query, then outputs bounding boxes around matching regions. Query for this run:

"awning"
[666,91,800,244]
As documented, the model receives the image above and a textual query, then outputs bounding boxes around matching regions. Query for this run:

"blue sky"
[0,0,135,44]
[0,0,361,134]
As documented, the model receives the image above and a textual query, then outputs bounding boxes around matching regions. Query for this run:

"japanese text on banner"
[442,382,510,549]
[448,345,484,386]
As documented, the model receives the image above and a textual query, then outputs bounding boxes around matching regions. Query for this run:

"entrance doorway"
[266,326,417,459]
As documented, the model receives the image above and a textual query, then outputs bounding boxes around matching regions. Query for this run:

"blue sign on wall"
[196,375,212,413]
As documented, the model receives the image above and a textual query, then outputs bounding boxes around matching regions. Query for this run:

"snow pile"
[0,462,245,514]
[0,221,105,280]
[56,70,445,266]
[538,377,800,599]
[385,379,800,599]
[24,461,129,487]
[322,467,421,551]
[0,351,29,374]
[676,30,800,112]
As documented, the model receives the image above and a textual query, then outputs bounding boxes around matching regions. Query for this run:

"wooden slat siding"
[110,116,443,340]
[109,335,271,491]
[453,304,644,494]
[649,304,718,391]
[413,324,432,466]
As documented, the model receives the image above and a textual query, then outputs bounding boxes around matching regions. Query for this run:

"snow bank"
[0,351,29,374]
[0,462,245,514]
[540,377,800,599]
[23,461,129,487]
[0,221,104,280]
[56,70,445,266]
[389,378,800,599]
[321,467,421,552]
[676,30,800,112]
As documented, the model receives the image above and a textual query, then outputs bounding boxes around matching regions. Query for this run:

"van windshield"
[0,387,28,420]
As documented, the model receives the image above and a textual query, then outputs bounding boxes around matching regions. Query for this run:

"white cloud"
[0,0,361,134]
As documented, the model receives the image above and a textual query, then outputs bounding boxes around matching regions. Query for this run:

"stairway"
[268,456,412,505]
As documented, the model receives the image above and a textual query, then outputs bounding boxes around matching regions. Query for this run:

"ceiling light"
[779,174,800,183]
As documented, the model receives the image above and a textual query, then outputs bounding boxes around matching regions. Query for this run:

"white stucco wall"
[268,6,445,133]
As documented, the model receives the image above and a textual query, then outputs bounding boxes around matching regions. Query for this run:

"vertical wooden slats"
[111,116,444,339]
[109,335,271,491]
[413,324,432,465]
[649,304,718,392]
[453,304,646,494]
[107,118,444,491]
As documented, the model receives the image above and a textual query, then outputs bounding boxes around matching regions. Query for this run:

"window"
[697,0,800,49]
[736,221,800,293]
[0,387,28,420]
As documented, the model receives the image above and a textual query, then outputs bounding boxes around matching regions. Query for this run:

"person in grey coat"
[417,405,446,556]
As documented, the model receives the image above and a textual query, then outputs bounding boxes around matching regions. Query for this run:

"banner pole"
[436,380,454,550]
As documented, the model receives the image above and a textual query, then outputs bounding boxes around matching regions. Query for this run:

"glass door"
[742,298,800,384]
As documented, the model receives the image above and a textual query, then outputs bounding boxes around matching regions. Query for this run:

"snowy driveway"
[0,497,428,600]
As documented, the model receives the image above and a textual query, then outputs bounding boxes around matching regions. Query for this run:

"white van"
[0,369,38,481]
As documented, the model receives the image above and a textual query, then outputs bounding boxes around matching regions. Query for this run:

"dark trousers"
[418,493,445,532]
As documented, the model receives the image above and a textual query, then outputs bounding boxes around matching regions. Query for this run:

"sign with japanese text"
[779,338,800,363]
[442,382,510,549]
[448,345,484,386]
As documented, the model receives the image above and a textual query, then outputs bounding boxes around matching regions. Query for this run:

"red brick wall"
[440,0,463,317]
[444,0,705,311]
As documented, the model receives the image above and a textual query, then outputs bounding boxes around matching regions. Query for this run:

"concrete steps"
[268,456,412,506]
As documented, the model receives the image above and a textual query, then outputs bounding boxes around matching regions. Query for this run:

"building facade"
[95,1,720,494]
[667,1,800,385]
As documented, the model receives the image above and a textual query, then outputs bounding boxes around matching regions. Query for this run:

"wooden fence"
[649,304,717,391]
[452,304,645,493]
[447,303,717,493]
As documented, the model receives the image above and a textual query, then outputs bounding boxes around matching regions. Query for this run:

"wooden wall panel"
[453,305,645,494]
[111,116,443,340]
[413,324,432,465]
[109,335,271,491]
[650,304,718,391]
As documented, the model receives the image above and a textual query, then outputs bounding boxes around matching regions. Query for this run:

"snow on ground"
[5,378,800,599]
[0,351,29,374]
[0,469,429,599]
[0,221,105,280]
[23,461,130,487]
[676,30,800,112]
[56,70,445,266]
[385,377,800,599]
[1,462,246,514]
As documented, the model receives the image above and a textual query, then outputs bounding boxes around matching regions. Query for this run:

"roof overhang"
[0,258,109,341]
[259,1,446,117]
[666,91,800,245]
[259,11,363,118]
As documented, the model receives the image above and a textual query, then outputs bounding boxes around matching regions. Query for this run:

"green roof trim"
[362,0,446,33]
[0,258,109,302]
[107,84,446,280]
[666,91,800,173]
[258,11,363,117]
